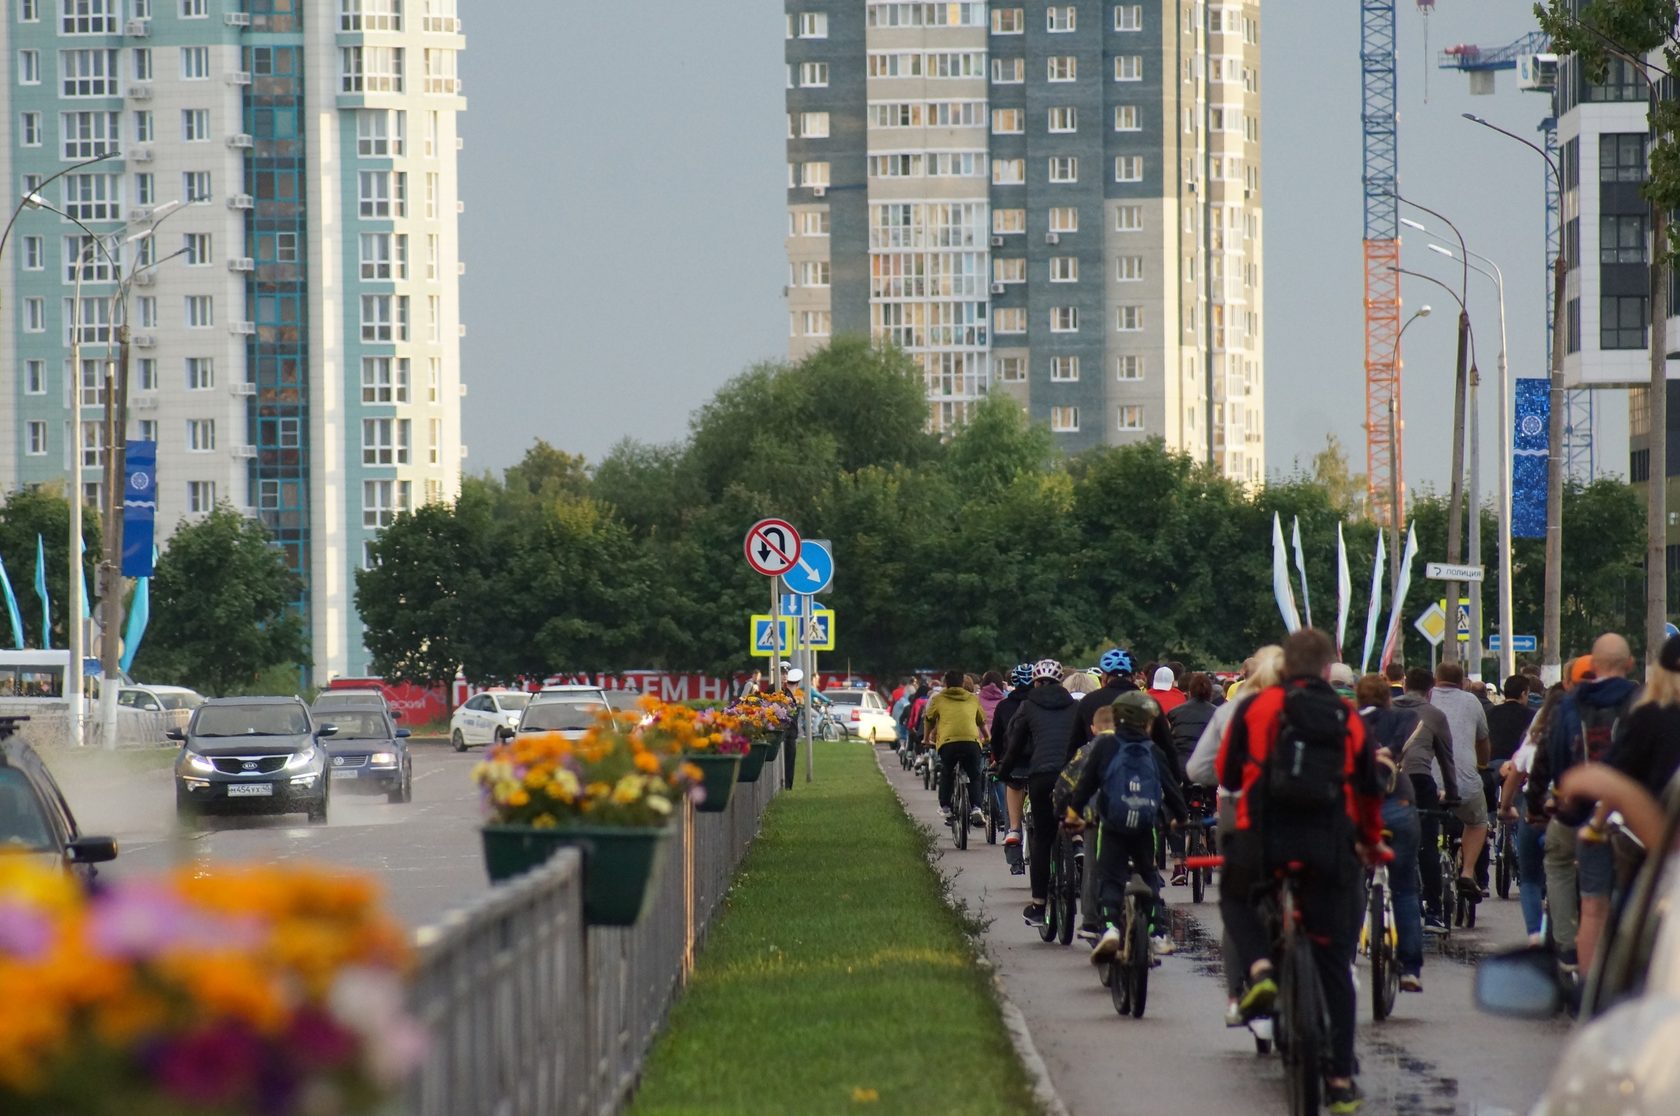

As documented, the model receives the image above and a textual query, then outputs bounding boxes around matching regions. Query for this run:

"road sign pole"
[769,575,782,691]
[803,594,814,784]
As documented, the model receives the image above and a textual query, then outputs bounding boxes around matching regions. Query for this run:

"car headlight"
[369,752,397,767]
[184,751,216,774]
[284,747,318,771]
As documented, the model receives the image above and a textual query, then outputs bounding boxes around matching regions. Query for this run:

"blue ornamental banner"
[122,440,158,577]
[1512,379,1549,539]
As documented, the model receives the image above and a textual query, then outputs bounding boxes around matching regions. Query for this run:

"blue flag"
[120,571,149,675]
[122,440,158,577]
[33,534,50,650]
[79,535,91,621]
[0,551,24,649]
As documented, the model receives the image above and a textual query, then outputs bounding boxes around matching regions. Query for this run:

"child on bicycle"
[1063,691,1187,963]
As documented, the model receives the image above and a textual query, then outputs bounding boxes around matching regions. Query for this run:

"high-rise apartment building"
[0,0,465,682]
[785,1,1264,480]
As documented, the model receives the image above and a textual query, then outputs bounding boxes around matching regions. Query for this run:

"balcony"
[228,257,255,272]
[226,72,252,86]
[229,322,256,336]
[225,11,251,27]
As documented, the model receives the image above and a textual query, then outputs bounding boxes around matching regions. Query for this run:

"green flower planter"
[481,824,668,926]
[686,752,741,813]
[763,736,783,762]
[736,742,772,783]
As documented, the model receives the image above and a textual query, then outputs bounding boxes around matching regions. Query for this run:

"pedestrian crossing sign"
[750,615,794,657]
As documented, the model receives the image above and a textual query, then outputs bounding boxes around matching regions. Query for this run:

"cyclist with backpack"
[1217,629,1388,1115]
[998,658,1085,927]
[1062,691,1188,961]
[991,663,1036,874]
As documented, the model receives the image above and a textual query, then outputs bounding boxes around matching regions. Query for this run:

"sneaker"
[1239,973,1277,1019]
[1400,974,1422,993]
[1023,903,1047,928]
[1004,829,1022,847]
[1076,924,1101,944]
[1327,1081,1364,1114]
[1422,913,1449,935]
[1090,926,1122,965]
[1224,1000,1245,1028]
[940,807,954,823]
[1150,933,1176,957]
[1171,868,1189,887]
[1456,877,1483,904]
[1009,860,1027,876]
[969,807,984,827]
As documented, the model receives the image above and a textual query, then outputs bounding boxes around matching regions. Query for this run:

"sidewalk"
[876,744,1562,1116]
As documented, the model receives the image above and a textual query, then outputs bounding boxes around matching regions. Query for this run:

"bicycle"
[1186,853,1274,1055]
[1359,853,1399,1022]
[1418,807,1472,932]
[1039,823,1081,946]
[982,768,1004,846]
[1271,863,1335,1116]
[948,760,975,851]
[1493,814,1518,901]
[1103,874,1154,1018]
[1180,785,1217,904]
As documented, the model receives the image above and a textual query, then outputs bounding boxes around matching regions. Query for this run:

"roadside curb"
[870,745,1071,1116]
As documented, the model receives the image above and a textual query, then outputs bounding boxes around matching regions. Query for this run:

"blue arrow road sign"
[1488,634,1538,654]
[779,594,805,617]
[781,539,834,595]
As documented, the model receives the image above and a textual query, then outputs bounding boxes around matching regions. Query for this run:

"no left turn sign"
[744,518,801,577]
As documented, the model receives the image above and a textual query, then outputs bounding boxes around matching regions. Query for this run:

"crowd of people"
[877,627,1680,1115]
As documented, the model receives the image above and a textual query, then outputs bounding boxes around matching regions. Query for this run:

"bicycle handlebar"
[1184,855,1224,869]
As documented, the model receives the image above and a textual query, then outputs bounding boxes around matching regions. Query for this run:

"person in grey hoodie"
[1393,668,1458,931]
[998,659,1084,927]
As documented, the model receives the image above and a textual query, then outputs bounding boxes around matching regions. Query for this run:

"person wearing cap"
[1328,663,1358,700]
[779,668,805,789]
[1147,665,1186,714]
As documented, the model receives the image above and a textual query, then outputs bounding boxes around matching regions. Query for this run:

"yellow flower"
[507,788,531,808]
[611,775,645,805]
[647,796,672,816]
[532,813,558,829]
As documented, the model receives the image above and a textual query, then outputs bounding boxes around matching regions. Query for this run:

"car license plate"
[226,783,274,797]
[331,769,358,779]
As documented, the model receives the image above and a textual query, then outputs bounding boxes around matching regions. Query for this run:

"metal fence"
[0,702,172,749]
[404,761,781,1116]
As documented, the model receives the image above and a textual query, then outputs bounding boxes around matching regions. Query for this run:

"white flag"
[1272,513,1301,634]
[1291,516,1313,630]
[1361,531,1387,674]
[1335,522,1352,661]
[1381,524,1421,670]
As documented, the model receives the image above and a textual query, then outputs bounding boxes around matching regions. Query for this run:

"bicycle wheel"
[1496,833,1514,900]
[1040,858,1061,944]
[923,754,934,791]
[1127,897,1150,1018]
[1370,882,1395,1022]
[953,775,969,851]
[1056,833,1077,946]
[1283,934,1322,1116]
[1189,828,1207,905]
[1108,957,1128,1013]
[984,784,999,845]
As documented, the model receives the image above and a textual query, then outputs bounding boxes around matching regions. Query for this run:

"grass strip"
[628,741,1037,1116]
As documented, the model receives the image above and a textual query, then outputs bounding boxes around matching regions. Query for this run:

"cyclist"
[992,663,1036,874]
[998,658,1084,928]
[1078,648,1139,738]
[1064,691,1187,961]
[1355,673,1425,993]
[924,669,988,827]
[1393,668,1459,933]
[1431,663,1491,907]
[1217,629,1388,1114]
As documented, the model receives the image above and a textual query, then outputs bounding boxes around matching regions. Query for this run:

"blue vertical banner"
[33,534,50,649]
[0,552,23,649]
[1512,379,1550,539]
[122,440,158,577]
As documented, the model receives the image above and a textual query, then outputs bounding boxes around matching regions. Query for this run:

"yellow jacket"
[923,686,987,745]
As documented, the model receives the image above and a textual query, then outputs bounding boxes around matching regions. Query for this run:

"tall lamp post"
[1464,112,1567,684]
[1389,304,1435,593]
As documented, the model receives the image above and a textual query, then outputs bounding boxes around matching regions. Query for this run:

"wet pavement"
[878,745,1568,1116]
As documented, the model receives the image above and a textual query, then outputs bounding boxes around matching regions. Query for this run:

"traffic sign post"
[744,518,801,578]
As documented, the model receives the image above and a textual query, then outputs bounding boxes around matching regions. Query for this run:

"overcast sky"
[458,1,1614,495]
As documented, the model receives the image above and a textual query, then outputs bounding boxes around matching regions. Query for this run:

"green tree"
[1309,434,1367,518]
[133,506,308,694]
[503,439,593,505]
[0,485,100,650]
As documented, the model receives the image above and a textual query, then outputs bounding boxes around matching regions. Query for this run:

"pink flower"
[0,903,52,957]
[152,1027,266,1107]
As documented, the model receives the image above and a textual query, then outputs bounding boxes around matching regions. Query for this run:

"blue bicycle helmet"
[1099,648,1135,676]
[1009,662,1034,688]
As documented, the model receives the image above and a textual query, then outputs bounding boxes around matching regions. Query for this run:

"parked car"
[0,716,118,884]
[321,704,412,804]
[499,685,612,742]
[313,688,398,719]
[1475,782,1680,1113]
[821,688,897,743]
[117,684,206,737]
[171,697,337,825]
[449,689,532,752]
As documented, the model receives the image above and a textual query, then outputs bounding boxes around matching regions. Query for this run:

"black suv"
[171,697,337,825]
[0,716,118,884]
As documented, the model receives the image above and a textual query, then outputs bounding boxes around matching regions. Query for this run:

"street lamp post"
[1390,305,1435,594]
[1464,112,1567,684]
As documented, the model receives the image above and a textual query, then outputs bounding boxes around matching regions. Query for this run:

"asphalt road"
[878,746,1570,1116]
[46,738,493,930]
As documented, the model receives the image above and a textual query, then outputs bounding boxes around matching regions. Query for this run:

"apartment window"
[993,257,1026,283]
[1049,256,1077,282]
[359,171,406,218]
[136,296,157,329]
[1115,56,1142,82]
[992,7,1023,33]
[1118,405,1144,431]
[1116,256,1144,281]
[1050,406,1079,432]
[428,358,441,403]
[357,110,406,156]
[183,171,210,203]
[1049,207,1078,233]
[1115,156,1143,182]
[1048,107,1077,133]
[1115,4,1142,31]
[992,57,1024,84]
[996,355,1026,382]
[801,211,830,236]
[183,232,211,266]
[1050,307,1079,332]
[363,480,411,528]
[423,110,439,156]
[341,46,404,93]
[1047,56,1076,82]
[64,174,120,221]
[19,51,41,85]
[362,418,410,465]
[24,298,45,332]
[185,357,214,390]
[22,237,44,271]
[133,47,152,81]
[360,232,408,279]
[61,49,119,97]
[136,420,157,444]
[426,294,440,342]
[134,111,154,143]
[1600,134,1647,182]
[798,112,829,138]
[1114,105,1140,131]
[1601,214,1648,264]
[180,46,209,80]
[1050,356,1080,381]
[137,358,157,390]
[181,0,207,16]
[63,0,118,34]
[802,161,831,188]
[187,481,216,514]
[995,307,1026,334]
[1116,354,1143,381]
[428,418,442,465]
[62,111,120,160]
[992,159,1025,185]
[1116,305,1143,331]
[798,260,830,287]
[799,310,831,337]
[25,422,48,456]
[134,173,155,207]
[19,0,39,21]
[181,110,209,142]
[184,295,212,328]
[799,62,829,88]
[424,172,439,218]
[1602,294,1647,350]
[1049,157,1078,183]
[798,12,827,37]
[24,361,46,395]
[362,356,411,403]
[425,234,438,278]
[20,113,42,147]
[361,294,408,341]
[1047,5,1075,31]
[186,419,215,452]
[992,108,1024,134]
[993,208,1026,234]
[76,363,105,407]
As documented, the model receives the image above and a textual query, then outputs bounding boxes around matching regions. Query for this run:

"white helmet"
[786,668,805,684]
[1031,658,1063,682]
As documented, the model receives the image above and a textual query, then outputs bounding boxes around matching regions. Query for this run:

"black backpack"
[1573,702,1623,768]
[1264,682,1350,811]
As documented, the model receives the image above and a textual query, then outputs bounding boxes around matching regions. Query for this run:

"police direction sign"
[1424,561,1485,583]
